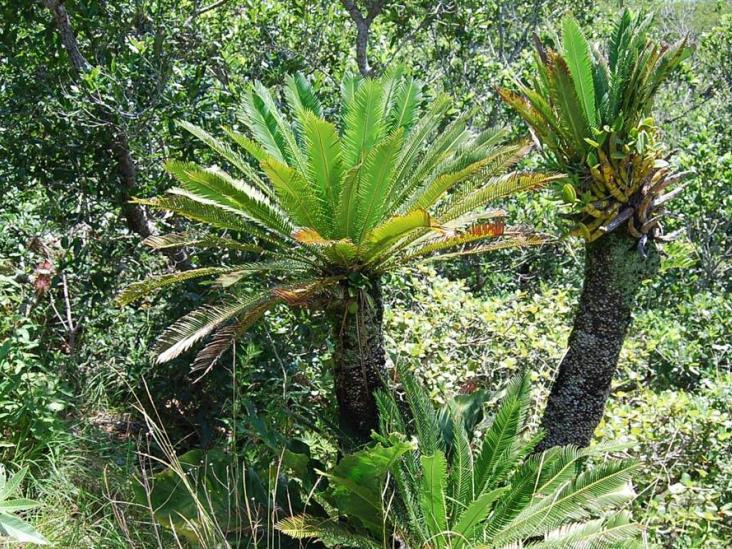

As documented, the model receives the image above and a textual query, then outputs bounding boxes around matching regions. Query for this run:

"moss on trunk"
[328,276,386,443]
[537,231,660,451]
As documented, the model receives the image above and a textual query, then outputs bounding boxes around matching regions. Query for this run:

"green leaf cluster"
[120,69,555,370]
[278,369,641,548]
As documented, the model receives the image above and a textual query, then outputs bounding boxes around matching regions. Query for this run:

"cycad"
[119,69,555,439]
[499,11,693,450]
[499,11,691,247]
[278,369,641,548]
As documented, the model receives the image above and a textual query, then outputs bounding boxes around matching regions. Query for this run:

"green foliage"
[0,276,70,461]
[501,9,691,244]
[0,466,48,545]
[121,70,554,371]
[278,369,641,547]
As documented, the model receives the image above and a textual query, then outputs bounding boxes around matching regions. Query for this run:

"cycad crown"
[500,10,692,247]
[119,70,554,369]
[279,369,641,548]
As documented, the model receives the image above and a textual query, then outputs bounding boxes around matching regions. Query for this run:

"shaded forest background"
[1,0,731,546]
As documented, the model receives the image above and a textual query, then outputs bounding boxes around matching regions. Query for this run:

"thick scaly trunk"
[329,276,387,442]
[537,231,659,451]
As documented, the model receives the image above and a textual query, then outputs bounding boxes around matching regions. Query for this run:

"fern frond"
[143,232,262,254]
[438,172,557,223]
[164,160,293,235]
[116,267,237,306]
[154,292,272,363]
[176,120,272,197]
[277,514,381,549]
[562,17,598,128]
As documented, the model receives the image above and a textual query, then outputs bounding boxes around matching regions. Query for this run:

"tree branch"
[40,0,190,269]
[340,0,386,77]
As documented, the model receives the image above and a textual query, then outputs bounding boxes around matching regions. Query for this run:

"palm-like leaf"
[277,370,641,548]
[500,10,692,245]
[120,71,552,369]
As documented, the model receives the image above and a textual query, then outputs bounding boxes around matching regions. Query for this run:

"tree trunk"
[537,231,659,451]
[328,276,387,443]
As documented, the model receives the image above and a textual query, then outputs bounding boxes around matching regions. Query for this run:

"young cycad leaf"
[419,451,449,543]
[285,73,323,119]
[387,76,422,133]
[473,373,531,493]
[240,87,287,162]
[451,487,507,548]
[302,112,342,232]
[342,79,387,170]
[116,267,238,306]
[253,81,309,173]
[354,128,405,241]
[562,16,598,128]
[261,157,325,231]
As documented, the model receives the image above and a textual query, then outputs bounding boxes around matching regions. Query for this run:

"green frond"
[561,16,598,128]
[361,209,433,261]
[354,128,405,241]
[419,451,449,542]
[399,364,443,455]
[490,460,638,545]
[452,487,507,549]
[448,417,474,515]
[176,120,272,197]
[261,157,326,231]
[276,515,381,549]
[532,512,641,548]
[132,194,286,248]
[154,292,272,363]
[240,86,288,162]
[341,79,387,170]
[386,94,452,212]
[252,81,309,173]
[302,112,343,234]
[285,73,323,120]
[439,172,558,224]
[143,232,263,254]
[164,160,293,235]
[473,372,531,494]
[222,126,268,163]
[546,50,592,152]
[116,267,238,306]
[387,76,422,133]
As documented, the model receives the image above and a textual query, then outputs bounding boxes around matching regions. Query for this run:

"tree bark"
[537,231,659,451]
[340,0,385,77]
[328,276,387,442]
